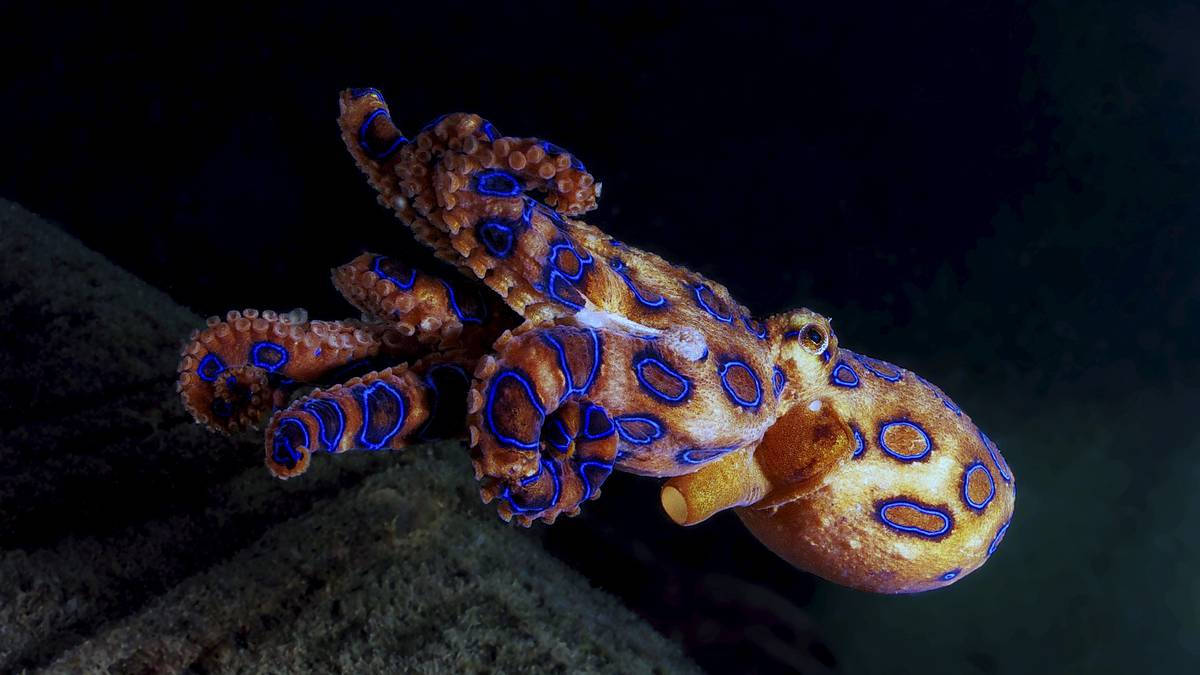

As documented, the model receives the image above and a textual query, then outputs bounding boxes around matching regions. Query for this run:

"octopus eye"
[798,324,827,354]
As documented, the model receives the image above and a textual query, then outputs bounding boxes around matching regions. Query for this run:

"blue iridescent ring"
[614,415,665,445]
[878,420,933,462]
[372,256,416,290]
[610,259,667,309]
[475,169,522,197]
[358,108,408,160]
[197,353,226,382]
[772,366,786,398]
[250,341,289,372]
[963,462,996,510]
[851,424,865,458]
[356,381,407,450]
[988,519,1011,556]
[830,361,859,388]
[855,353,902,382]
[979,430,1012,482]
[479,220,515,258]
[877,499,952,538]
[718,360,762,409]
[484,370,546,450]
[301,398,346,452]
[633,355,691,404]
[692,284,733,323]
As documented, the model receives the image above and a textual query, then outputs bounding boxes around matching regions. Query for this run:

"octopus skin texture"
[176,87,1015,595]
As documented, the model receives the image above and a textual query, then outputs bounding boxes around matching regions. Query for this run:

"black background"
[4,2,1198,672]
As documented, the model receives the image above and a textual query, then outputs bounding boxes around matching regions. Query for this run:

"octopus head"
[734,312,1015,592]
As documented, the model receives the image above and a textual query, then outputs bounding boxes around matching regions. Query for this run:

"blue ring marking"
[484,370,546,450]
[963,462,996,511]
[692,284,733,323]
[878,500,952,538]
[979,430,1012,482]
[782,330,801,340]
[772,366,787,398]
[580,404,615,441]
[419,113,448,134]
[988,519,1011,556]
[614,415,664,445]
[250,341,289,373]
[633,355,691,404]
[609,259,667,309]
[549,240,593,282]
[547,269,585,310]
[272,418,309,469]
[372,256,416,290]
[577,460,612,502]
[349,87,383,100]
[538,140,586,172]
[475,169,522,197]
[830,361,860,388]
[546,418,573,452]
[940,569,962,582]
[481,120,500,141]
[502,459,561,514]
[437,280,484,324]
[356,381,407,450]
[358,109,408,160]
[718,360,762,409]
[741,316,769,340]
[821,349,832,363]
[851,424,865,458]
[542,329,600,397]
[855,353,902,382]
[197,353,226,382]
[478,219,515,258]
[678,446,736,465]
[302,398,346,452]
[878,420,933,461]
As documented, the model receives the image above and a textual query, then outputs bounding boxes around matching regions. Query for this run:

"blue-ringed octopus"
[176,87,1014,594]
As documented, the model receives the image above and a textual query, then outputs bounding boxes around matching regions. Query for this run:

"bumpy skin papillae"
[177,87,1015,595]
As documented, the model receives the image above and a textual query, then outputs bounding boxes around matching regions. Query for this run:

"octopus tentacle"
[263,351,475,478]
[465,325,618,526]
[177,309,424,433]
[331,251,517,351]
[337,88,614,320]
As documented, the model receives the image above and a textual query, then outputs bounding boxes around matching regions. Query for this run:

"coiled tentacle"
[264,352,475,478]
[465,325,617,525]
[177,309,423,433]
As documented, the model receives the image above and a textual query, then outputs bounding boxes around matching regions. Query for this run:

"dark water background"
[4,1,1198,672]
